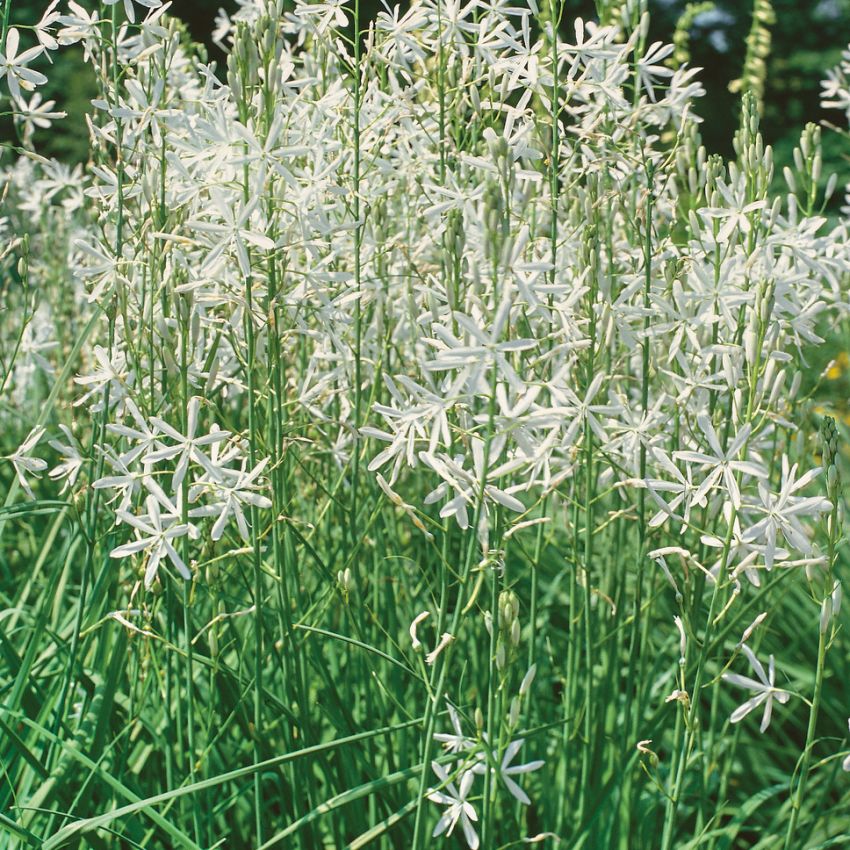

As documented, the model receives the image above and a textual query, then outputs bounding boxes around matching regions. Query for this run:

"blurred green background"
[3,0,850,183]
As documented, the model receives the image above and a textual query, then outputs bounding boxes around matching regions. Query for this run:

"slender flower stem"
[783,623,828,850]
[784,484,839,850]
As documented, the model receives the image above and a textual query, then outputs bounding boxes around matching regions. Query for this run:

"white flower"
[434,702,475,754]
[48,425,84,493]
[110,494,192,587]
[645,448,700,529]
[106,398,160,466]
[424,302,537,395]
[7,427,48,498]
[547,370,619,448]
[93,451,171,517]
[73,345,133,411]
[186,188,275,276]
[471,738,544,805]
[146,398,230,491]
[365,374,455,484]
[57,2,100,61]
[700,188,767,244]
[741,458,831,570]
[674,415,765,510]
[635,40,674,100]
[722,644,790,733]
[103,0,162,26]
[188,458,273,542]
[35,0,62,56]
[421,436,526,531]
[427,762,479,850]
[0,28,47,101]
[13,92,65,143]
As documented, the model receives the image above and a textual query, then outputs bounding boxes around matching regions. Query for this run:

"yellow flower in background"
[826,351,849,380]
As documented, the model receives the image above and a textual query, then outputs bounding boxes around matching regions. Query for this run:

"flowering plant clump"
[1,0,850,848]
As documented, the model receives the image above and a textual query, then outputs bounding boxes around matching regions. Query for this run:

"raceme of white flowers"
[2,0,850,848]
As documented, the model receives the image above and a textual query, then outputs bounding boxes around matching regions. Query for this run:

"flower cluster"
[428,703,544,849]
[1,0,848,847]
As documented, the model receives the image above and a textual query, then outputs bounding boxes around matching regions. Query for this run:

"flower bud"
[509,696,520,729]
[820,598,831,634]
[743,325,759,368]
[826,172,838,201]
[789,371,802,400]
[520,664,537,697]
[828,464,839,498]
[783,166,796,194]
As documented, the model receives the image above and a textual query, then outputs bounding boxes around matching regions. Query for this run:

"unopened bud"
[826,173,838,201]
[509,696,520,729]
[501,602,512,628]
[783,166,796,194]
[820,598,831,634]
[520,664,537,696]
[789,371,802,399]
[828,464,839,497]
